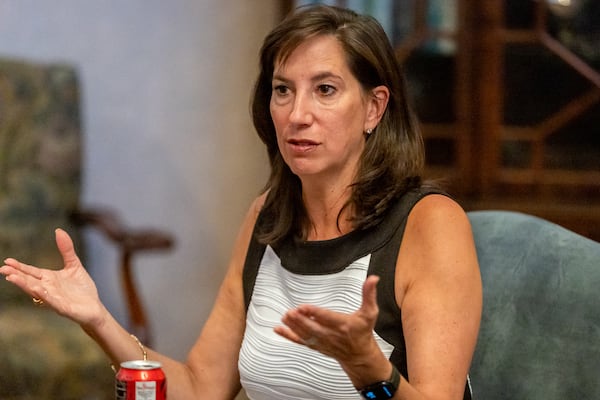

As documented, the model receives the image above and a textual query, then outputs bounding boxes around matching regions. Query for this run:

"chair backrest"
[0,57,82,306]
[467,210,600,399]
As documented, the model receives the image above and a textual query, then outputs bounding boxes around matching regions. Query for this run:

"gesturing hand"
[1,229,104,327]
[274,275,382,366]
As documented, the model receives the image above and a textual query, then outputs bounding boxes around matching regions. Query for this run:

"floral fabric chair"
[0,57,173,399]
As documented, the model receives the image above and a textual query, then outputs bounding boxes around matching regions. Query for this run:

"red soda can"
[115,360,167,400]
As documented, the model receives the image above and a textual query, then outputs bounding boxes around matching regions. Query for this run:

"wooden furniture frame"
[72,208,173,345]
[281,1,600,241]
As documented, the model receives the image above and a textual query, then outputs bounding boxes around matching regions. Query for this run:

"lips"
[287,138,319,152]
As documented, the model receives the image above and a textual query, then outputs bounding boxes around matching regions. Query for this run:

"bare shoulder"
[250,191,268,218]
[407,194,471,237]
[396,194,479,302]
[407,193,475,255]
[232,192,268,261]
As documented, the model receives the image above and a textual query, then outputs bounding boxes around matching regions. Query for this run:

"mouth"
[287,138,319,152]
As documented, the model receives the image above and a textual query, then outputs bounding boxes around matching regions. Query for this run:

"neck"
[302,183,353,241]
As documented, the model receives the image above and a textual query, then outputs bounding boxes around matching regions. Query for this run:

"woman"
[1,5,481,400]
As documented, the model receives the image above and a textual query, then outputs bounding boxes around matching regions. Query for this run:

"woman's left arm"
[394,194,482,400]
[275,194,482,400]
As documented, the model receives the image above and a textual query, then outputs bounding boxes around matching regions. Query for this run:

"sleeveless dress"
[238,188,467,400]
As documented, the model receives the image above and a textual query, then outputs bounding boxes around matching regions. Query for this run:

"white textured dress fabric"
[238,246,394,400]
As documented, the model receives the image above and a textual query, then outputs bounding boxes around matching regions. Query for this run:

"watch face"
[361,382,395,399]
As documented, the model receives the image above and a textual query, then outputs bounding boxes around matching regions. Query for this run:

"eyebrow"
[272,71,343,84]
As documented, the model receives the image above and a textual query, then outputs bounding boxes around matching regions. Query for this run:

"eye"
[273,84,289,96]
[317,84,336,96]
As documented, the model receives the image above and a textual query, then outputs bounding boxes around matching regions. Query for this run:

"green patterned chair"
[467,210,600,399]
[0,57,173,399]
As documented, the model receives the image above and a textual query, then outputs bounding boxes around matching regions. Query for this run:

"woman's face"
[270,35,382,185]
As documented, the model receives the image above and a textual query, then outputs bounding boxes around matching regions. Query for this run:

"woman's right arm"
[88,195,264,400]
[1,194,265,400]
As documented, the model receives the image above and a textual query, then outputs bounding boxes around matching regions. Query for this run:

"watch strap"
[389,363,400,388]
[359,363,401,399]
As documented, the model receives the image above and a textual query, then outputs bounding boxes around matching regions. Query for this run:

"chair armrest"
[70,206,174,345]
[71,207,174,252]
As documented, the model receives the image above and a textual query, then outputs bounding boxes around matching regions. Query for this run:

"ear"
[364,85,390,132]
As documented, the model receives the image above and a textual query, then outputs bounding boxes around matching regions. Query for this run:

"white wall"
[0,0,275,363]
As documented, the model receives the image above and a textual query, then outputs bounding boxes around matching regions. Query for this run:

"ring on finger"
[32,297,44,306]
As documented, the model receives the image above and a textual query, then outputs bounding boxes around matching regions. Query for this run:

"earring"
[365,128,373,137]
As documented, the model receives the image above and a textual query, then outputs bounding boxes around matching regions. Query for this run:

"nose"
[288,91,314,126]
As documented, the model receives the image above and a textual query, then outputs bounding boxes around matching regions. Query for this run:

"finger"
[360,275,380,316]
[0,265,18,281]
[293,305,343,330]
[31,286,49,301]
[273,325,305,346]
[55,228,81,267]
[275,321,322,350]
[294,276,381,328]
[2,265,46,299]
[281,308,320,339]
[0,263,20,277]
[2,258,44,279]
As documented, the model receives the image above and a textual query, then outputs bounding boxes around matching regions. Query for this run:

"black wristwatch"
[359,364,400,399]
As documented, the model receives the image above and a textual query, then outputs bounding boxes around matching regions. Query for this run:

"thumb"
[360,275,380,318]
[55,228,80,267]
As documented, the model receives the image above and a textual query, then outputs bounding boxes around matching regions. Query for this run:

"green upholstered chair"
[467,210,600,399]
[0,57,173,399]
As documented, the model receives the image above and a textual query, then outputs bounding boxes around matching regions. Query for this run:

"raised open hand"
[1,229,104,327]
[274,274,382,364]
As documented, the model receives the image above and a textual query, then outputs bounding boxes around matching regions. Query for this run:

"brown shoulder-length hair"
[252,5,425,245]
